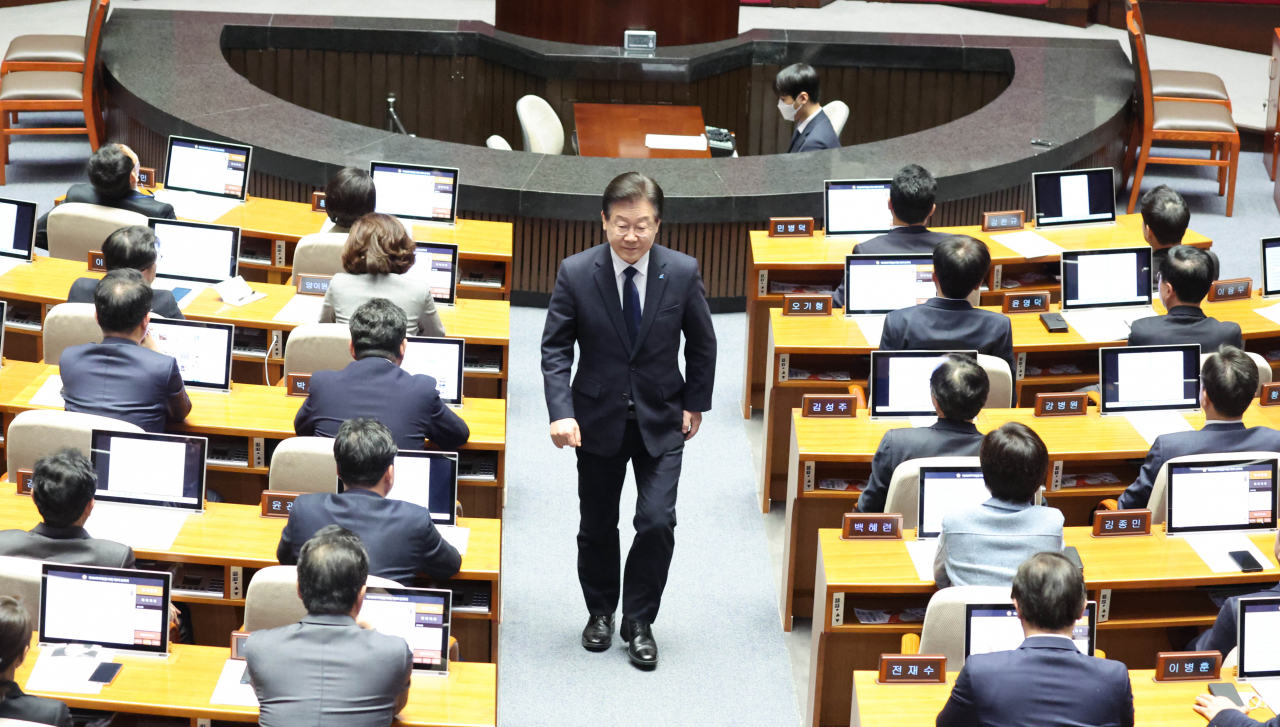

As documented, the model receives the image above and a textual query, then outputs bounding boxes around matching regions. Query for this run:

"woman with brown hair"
[320,213,446,336]
[0,596,71,725]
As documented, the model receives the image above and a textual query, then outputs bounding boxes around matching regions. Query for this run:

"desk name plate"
[230,631,251,660]
[784,294,832,316]
[1092,509,1152,537]
[1207,278,1252,302]
[842,513,903,540]
[137,167,157,189]
[1154,651,1221,682]
[1260,382,1280,406]
[296,274,333,297]
[311,191,326,212]
[982,210,1024,232]
[767,217,814,237]
[261,491,302,518]
[1034,392,1089,417]
[87,251,106,272]
[877,654,946,684]
[15,469,32,496]
[286,373,311,397]
[1002,290,1051,314]
[802,394,856,418]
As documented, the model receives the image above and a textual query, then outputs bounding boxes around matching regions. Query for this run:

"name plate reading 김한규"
[842,513,903,540]
[878,654,946,684]
[1154,652,1221,682]
[1092,509,1152,537]
[784,294,832,316]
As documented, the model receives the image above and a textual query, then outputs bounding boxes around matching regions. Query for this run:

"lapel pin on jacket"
[659,274,665,279]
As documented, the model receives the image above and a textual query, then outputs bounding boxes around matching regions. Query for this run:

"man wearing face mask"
[775,63,840,153]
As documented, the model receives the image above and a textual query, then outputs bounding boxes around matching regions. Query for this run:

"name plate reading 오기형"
[842,513,903,540]
[783,294,832,316]
[878,654,946,684]
[1154,652,1221,682]
[1092,509,1152,537]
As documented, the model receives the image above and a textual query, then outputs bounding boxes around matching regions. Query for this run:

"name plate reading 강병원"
[1208,278,1252,302]
[1262,383,1280,406]
[311,191,326,212]
[137,167,157,189]
[286,373,311,397]
[842,513,903,540]
[982,210,1024,232]
[1034,392,1088,417]
[878,654,946,684]
[802,394,856,418]
[261,491,301,518]
[1092,509,1152,537]
[15,469,32,496]
[295,274,332,297]
[1002,290,1051,314]
[1154,652,1221,682]
[784,294,832,316]
[87,251,106,272]
[767,217,814,237]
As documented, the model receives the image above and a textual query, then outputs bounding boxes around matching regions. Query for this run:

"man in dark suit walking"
[774,64,840,153]
[35,144,175,250]
[541,172,717,669]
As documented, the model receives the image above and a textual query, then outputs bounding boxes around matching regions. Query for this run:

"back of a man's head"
[86,144,135,200]
[933,235,990,299]
[31,449,97,528]
[94,269,152,335]
[101,226,158,272]
[773,63,820,103]
[1011,552,1086,631]
[334,418,397,489]
[1203,345,1258,418]
[890,165,936,225]
[325,167,376,230]
[980,422,1048,504]
[1140,185,1190,246]
[350,298,407,361]
[1160,245,1213,305]
[930,355,989,421]
[297,525,368,616]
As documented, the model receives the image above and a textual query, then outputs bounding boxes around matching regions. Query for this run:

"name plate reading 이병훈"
[1154,652,1221,682]
[878,654,946,684]
[1092,509,1152,537]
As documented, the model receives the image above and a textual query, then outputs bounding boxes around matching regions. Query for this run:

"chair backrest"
[82,0,110,99]
[884,456,983,529]
[1150,451,1279,525]
[243,565,400,631]
[1126,12,1155,134]
[917,585,1014,671]
[486,135,512,150]
[292,233,347,278]
[7,409,143,481]
[0,556,44,628]
[824,100,850,137]
[82,0,109,63]
[269,437,339,494]
[1199,352,1271,394]
[42,303,101,364]
[283,323,352,376]
[516,95,564,155]
[976,354,1014,409]
[46,202,145,262]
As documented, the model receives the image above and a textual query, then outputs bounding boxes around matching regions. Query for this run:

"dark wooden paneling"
[493,0,738,47]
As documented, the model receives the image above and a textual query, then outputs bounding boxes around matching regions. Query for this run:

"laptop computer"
[403,241,459,307]
[1166,458,1278,536]
[401,336,465,409]
[39,563,173,656]
[147,318,234,393]
[89,430,208,512]
[1236,595,1280,705]
[1097,343,1201,416]
[1260,237,1280,298]
[162,136,252,202]
[916,465,990,540]
[824,179,893,240]
[842,254,935,316]
[869,350,977,419]
[147,218,242,308]
[965,601,1098,657]
[359,585,452,676]
[1060,246,1156,338]
[385,450,459,526]
[0,196,36,265]
[1032,168,1116,229]
[370,161,460,229]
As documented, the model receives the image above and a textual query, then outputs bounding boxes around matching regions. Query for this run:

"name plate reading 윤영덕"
[1154,652,1221,682]
[15,470,32,496]
[1262,383,1280,406]
[1092,509,1152,537]
[1034,392,1088,417]
[878,654,946,684]
[802,394,856,418]
[982,210,1024,232]
[767,217,814,237]
[261,491,301,518]
[87,251,106,272]
[842,513,903,540]
[1002,290,1051,314]
[784,294,832,316]
[1207,278,1252,302]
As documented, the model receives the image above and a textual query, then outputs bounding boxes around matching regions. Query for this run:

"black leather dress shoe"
[581,614,614,652]
[620,617,658,669]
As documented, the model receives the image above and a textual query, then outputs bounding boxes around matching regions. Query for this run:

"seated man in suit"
[34,144,175,250]
[1191,580,1280,658]
[322,167,376,234]
[1141,185,1218,290]
[1118,345,1280,509]
[1128,245,1241,350]
[277,418,461,585]
[65,226,183,320]
[775,63,839,153]
[880,235,1016,380]
[60,269,191,433]
[937,552,1134,727]
[248,525,411,727]
[294,298,469,451]
[857,355,988,512]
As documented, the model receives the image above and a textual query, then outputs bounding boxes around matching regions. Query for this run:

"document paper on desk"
[850,314,886,348]
[1256,302,1280,327]
[1060,308,1156,343]
[272,293,325,324]
[152,190,243,223]
[437,525,470,556]
[85,502,188,551]
[24,648,114,694]
[989,231,1066,259]
[904,540,939,582]
[644,134,708,151]
[0,257,29,278]
[1123,410,1194,445]
[210,658,259,707]
[1184,532,1275,573]
[28,375,64,408]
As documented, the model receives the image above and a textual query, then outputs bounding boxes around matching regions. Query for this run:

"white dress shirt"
[795,104,823,135]
[609,246,650,313]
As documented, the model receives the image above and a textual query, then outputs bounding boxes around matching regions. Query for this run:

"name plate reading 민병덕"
[1154,652,1221,682]
[1092,509,1152,537]
[15,470,32,496]
[802,394,856,418]
[767,217,814,237]
[261,491,301,518]
[311,191,326,212]
[1207,278,1252,302]
[286,373,311,397]
[1262,383,1280,406]
[784,294,832,316]
[842,513,903,540]
[982,210,1024,232]
[878,655,946,684]
[87,251,106,272]
[1034,392,1088,417]
[1002,291,1051,314]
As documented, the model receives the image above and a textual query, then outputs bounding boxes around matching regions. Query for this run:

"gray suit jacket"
[245,613,412,727]
[320,273,446,337]
[934,498,1064,588]
[1118,421,1280,510]
[0,523,134,568]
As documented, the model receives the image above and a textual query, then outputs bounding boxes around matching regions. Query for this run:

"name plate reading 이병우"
[1154,652,1221,682]
[767,217,814,237]
[784,294,832,316]
[1002,290,1051,314]
[1207,278,1252,302]
[1034,392,1088,417]
[802,394,856,418]
[878,655,946,684]
[842,513,903,540]
[1092,509,1152,537]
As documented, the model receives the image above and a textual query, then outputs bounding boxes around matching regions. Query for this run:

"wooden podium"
[494,0,738,47]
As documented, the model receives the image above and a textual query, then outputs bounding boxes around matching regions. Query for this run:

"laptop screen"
[1167,458,1278,535]
[402,336,465,406]
[359,586,451,674]
[1060,247,1152,311]
[1032,167,1116,228]
[163,136,251,201]
[965,602,1097,657]
[1239,596,1280,679]
[824,179,893,236]
[40,563,171,654]
[149,219,241,285]
[869,350,977,418]
[0,197,36,262]
[89,430,207,511]
[403,242,459,306]
[386,451,458,526]
[917,466,988,539]
[1098,343,1200,415]
[147,319,234,391]
[1262,238,1280,297]
[842,255,935,314]
[371,162,460,225]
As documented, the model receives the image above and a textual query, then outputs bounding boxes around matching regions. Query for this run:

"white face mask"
[778,98,799,122]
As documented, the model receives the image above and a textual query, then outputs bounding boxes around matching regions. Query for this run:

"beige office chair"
[6,409,142,482]
[824,100,850,137]
[283,323,351,377]
[45,202,145,261]
[516,95,564,155]
[0,556,43,626]
[485,135,512,150]
[883,456,982,530]
[292,233,347,278]
[269,437,338,495]
[42,302,100,364]
[895,586,1013,673]
[243,566,401,631]
[976,354,1014,409]
[1199,352,1271,394]
[2,0,106,75]
[1147,452,1278,525]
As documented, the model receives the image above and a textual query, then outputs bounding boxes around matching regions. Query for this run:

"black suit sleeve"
[1195,599,1239,655]
[935,666,977,727]
[993,317,1016,387]
[34,210,51,251]
[1209,708,1275,727]
[422,392,470,450]
[418,516,462,580]
[832,282,845,310]
[158,202,177,220]
[680,266,717,412]
[879,311,905,351]
[1120,670,1135,727]
[121,547,136,569]
[277,519,298,564]
[858,434,897,513]
[294,394,317,437]
[541,260,579,422]
[153,290,185,320]
[51,700,73,727]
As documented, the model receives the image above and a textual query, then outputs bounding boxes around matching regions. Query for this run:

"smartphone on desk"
[88,662,122,685]
[1040,312,1068,333]
[1209,682,1244,706]
[1229,550,1264,573]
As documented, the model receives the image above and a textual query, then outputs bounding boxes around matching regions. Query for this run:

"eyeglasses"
[609,223,654,239]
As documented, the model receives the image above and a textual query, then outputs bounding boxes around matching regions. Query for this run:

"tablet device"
[402,336,465,407]
[163,136,251,201]
[1261,237,1280,298]
[1166,458,1278,536]
[1237,596,1280,682]
[89,430,207,511]
[149,219,241,286]
[917,465,988,540]
[387,450,458,526]
[359,585,451,675]
[1032,168,1116,229]
[824,179,893,237]
[403,241,459,306]
[1098,343,1200,415]
[869,350,977,418]
[1060,247,1152,311]
[842,254,935,315]
[965,601,1097,657]
[371,162,460,226]
[39,563,171,655]
[0,197,36,262]
[147,318,234,392]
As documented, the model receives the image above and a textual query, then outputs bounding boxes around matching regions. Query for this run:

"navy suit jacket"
[35,184,176,250]
[67,277,184,320]
[1127,305,1242,352]
[789,109,840,153]
[936,636,1134,727]
[277,487,460,585]
[59,336,186,433]
[832,227,953,307]
[1118,421,1280,510]
[1194,583,1280,657]
[0,682,71,727]
[1211,711,1280,727]
[857,419,983,513]
[294,356,469,451]
[541,244,717,458]
[880,297,1016,388]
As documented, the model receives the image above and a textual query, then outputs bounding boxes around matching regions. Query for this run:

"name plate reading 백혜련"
[842,513,903,540]
[1092,509,1152,537]
[878,654,946,684]
[1154,652,1221,682]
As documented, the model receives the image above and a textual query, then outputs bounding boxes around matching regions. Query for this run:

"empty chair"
[1126,0,1231,111]
[6,409,141,482]
[0,556,42,626]
[2,0,106,75]
[291,233,346,279]
[824,100,850,137]
[268,437,338,495]
[883,456,983,529]
[45,202,146,261]
[485,135,512,150]
[243,565,401,632]
[976,354,1014,409]
[282,323,352,377]
[41,302,100,364]
[516,95,564,155]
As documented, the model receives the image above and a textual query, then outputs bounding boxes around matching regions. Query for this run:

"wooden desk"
[573,103,711,159]
[807,526,1280,727]
[16,640,497,726]
[741,214,1213,418]
[850,669,1276,727]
